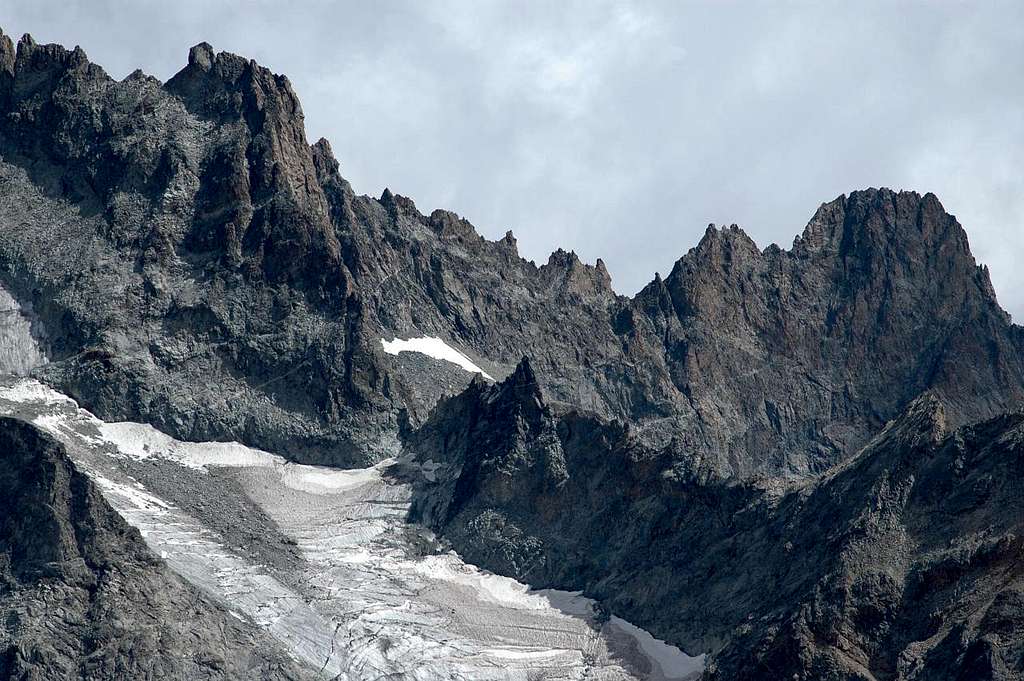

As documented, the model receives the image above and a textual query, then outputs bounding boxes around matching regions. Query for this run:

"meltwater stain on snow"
[0,378,704,681]
[0,285,47,376]
[381,335,495,380]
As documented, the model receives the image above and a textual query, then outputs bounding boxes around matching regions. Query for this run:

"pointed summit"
[187,42,215,71]
[877,391,949,454]
[0,28,14,78]
[508,356,539,391]
[311,137,340,177]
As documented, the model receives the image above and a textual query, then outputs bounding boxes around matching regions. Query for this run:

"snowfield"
[381,335,495,380]
[0,374,704,680]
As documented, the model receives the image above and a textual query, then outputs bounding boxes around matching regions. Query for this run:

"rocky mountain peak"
[0,31,105,105]
[849,391,950,468]
[14,33,83,69]
[504,356,543,407]
[539,248,614,297]
[428,208,478,241]
[378,186,423,220]
[0,29,15,77]
[796,189,981,282]
[500,229,519,253]
[166,42,302,121]
[655,186,1005,332]
[186,41,216,71]
[311,136,339,176]
[0,29,349,297]
[694,222,762,258]
[162,41,347,294]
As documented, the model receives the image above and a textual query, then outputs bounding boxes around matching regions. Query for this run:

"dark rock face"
[0,29,381,466]
[0,416,312,680]
[407,363,1024,680]
[631,191,1024,475]
[163,42,346,294]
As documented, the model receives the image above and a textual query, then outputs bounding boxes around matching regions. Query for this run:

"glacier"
[0,378,703,680]
[0,290,702,679]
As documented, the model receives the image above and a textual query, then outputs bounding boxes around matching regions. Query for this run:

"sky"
[3,1,1023,319]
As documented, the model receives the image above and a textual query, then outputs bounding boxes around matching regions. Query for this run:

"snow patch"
[91,473,172,512]
[99,418,384,494]
[97,421,280,471]
[609,616,706,681]
[32,413,104,447]
[278,464,379,494]
[535,589,596,617]
[0,379,71,406]
[410,553,554,610]
[381,336,494,380]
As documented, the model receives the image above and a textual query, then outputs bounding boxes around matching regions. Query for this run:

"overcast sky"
[3,1,1023,318]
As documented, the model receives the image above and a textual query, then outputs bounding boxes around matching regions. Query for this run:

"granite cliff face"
[1,28,1023,681]
[0,416,313,680]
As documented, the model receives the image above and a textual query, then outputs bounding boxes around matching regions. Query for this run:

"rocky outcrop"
[407,363,1024,680]
[163,42,347,294]
[628,190,1024,475]
[0,416,312,680]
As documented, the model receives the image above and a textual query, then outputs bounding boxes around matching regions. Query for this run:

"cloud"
[2,0,1022,318]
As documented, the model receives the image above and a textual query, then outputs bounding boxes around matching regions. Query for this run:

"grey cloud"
[3,0,1022,318]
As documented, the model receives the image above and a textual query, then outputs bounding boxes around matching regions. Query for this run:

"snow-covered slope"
[0,378,703,680]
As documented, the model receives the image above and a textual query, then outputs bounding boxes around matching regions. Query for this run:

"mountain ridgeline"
[1,29,1023,680]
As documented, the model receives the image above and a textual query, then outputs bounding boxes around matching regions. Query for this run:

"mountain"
[1,28,1023,680]
[405,360,1024,680]
[0,416,313,680]
[3,30,1023,476]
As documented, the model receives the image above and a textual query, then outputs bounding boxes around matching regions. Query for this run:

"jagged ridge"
[2,29,1022,477]
[1,27,1024,681]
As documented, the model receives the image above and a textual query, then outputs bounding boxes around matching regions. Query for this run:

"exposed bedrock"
[1,27,1024,681]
